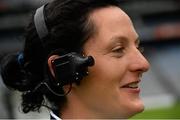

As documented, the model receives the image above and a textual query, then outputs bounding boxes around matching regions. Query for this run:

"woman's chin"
[131,101,145,117]
[136,103,144,114]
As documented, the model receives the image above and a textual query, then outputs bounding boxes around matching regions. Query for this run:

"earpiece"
[51,52,94,86]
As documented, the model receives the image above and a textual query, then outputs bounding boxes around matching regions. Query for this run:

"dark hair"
[0,0,120,114]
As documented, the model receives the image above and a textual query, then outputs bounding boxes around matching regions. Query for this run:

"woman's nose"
[129,48,150,72]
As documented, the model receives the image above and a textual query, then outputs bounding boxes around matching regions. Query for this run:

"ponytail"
[1,53,30,91]
[0,52,45,113]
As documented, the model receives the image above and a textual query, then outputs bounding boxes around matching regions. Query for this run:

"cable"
[25,82,72,97]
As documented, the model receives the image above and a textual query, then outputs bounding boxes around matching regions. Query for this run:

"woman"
[0,0,150,119]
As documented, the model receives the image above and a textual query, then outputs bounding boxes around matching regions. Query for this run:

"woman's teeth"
[127,83,138,88]
[123,82,139,88]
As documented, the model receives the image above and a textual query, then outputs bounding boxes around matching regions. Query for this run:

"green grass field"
[131,102,180,119]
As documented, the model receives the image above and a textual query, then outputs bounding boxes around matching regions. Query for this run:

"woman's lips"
[121,80,140,88]
[120,80,141,93]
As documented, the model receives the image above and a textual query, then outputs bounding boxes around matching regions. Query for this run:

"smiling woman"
[0,0,149,119]
[82,7,150,118]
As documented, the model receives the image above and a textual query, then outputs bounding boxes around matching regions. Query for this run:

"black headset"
[34,5,95,88]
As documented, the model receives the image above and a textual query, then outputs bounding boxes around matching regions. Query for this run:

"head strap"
[34,5,48,39]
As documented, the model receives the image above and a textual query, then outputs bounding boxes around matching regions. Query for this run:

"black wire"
[24,82,72,97]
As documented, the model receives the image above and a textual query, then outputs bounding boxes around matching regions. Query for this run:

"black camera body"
[52,52,94,86]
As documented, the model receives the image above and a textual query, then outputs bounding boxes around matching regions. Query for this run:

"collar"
[50,111,61,120]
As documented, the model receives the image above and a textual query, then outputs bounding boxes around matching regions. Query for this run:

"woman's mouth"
[121,81,141,93]
[122,82,139,88]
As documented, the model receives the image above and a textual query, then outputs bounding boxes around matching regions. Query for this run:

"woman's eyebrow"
[110,36,140,46]
[110,36,128,45]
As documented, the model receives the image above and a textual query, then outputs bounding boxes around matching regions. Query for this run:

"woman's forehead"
[89,6,132,29]
[86,6,137,45]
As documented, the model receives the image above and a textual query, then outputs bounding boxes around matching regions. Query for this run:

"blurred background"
[0,0,180,119]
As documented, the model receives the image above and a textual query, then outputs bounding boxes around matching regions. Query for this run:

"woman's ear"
[48,55,60,78]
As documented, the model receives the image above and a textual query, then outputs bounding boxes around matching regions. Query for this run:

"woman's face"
[71,6,150,118]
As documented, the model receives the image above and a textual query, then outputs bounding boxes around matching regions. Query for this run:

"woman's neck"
[60,93,102,119]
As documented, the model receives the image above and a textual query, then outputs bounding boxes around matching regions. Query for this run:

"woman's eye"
[112,47,125,57]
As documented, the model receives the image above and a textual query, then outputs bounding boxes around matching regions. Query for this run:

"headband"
[34,5,48,39]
